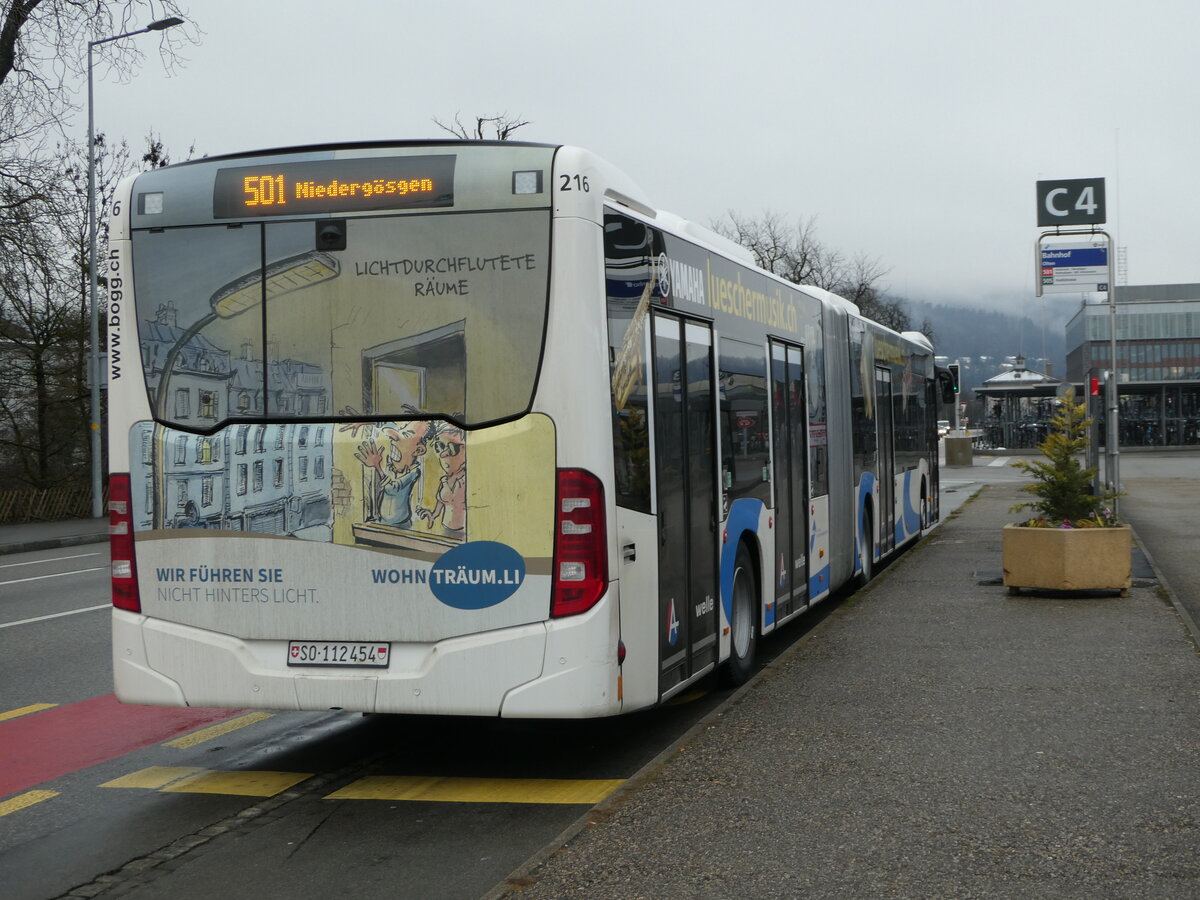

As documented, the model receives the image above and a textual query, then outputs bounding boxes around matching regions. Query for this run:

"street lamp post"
[87,16,184,518]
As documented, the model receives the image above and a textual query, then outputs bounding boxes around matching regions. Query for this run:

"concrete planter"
[943,435,973,467]
[1002,524,1132,596]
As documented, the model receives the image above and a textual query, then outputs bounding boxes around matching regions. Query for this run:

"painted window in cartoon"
[133,226,263,428]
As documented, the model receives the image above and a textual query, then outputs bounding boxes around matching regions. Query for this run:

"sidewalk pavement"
[491,481,1200,899]
[0,517,107,556]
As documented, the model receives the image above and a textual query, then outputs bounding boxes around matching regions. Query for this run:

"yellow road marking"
[103,766,310,797]
[101,767,206,790]
[0,702,57,722]
[666,688,708,706]
[160,769,311,797]
[0,790,58,817]
[163,711,274,749]
[324,775,624,805]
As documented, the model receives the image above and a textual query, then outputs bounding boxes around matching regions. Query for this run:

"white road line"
[0,566,107,587]
[0,552,103,570]
[0,603,110,630]
[988,457,1011,467]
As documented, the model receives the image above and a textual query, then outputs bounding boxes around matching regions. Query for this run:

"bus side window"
[718,338,770,510]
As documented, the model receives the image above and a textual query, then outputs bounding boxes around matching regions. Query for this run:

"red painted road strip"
[0,694,243,799]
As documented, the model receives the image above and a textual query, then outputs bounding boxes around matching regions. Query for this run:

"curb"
[1130,523,1200,651]
[0,533,108,556]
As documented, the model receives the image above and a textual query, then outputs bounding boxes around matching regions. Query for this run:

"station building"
[974,358,1064,450]
[1065,284,1200,447]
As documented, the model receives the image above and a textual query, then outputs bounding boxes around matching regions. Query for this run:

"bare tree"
[835,252,910,330]
[140,129,192,168]
[0,1,195,206]
[0,1,195,103]
[713,210,907,328]
[917,314,935,344]
[0,3,196,504]
[0,131,178,491]
[433,112,530,141]
[0,180,88,489]
[712,211,839,289]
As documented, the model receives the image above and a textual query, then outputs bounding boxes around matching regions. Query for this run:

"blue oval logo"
[429,541,526,610]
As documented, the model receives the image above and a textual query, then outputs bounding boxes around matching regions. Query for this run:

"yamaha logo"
[657,252,706,309]
[656,253,671,298]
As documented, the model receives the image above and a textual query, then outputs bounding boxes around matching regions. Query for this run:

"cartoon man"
[355,409,431,530]
[416,422,467,539]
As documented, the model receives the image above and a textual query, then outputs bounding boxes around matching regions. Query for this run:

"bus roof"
[158,139,561,171]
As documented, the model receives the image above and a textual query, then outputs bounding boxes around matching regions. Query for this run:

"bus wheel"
[857,507,874,587]
[724,544,758,686]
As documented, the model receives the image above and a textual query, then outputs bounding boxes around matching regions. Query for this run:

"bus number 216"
[559,174,590,192]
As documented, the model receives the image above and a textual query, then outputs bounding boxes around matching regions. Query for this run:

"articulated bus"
[106,141,942,718]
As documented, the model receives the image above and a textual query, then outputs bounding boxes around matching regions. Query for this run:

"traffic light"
[947,363,960,394]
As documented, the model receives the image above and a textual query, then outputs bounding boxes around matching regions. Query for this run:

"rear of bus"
[108,142,629,717]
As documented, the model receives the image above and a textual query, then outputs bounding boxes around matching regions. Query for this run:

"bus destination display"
[213,155,456,218]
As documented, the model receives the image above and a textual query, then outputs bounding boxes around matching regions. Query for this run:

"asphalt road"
[2,450,1196,899]
[0,546,758,900]
[0,548,111,708]
[1111,451,1200,628]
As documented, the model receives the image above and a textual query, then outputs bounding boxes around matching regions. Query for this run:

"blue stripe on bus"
[720,498,765,625]
[896,470,922,544]
[808,562,831,598]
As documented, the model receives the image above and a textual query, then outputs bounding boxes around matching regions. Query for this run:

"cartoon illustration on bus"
[352,413,431,530]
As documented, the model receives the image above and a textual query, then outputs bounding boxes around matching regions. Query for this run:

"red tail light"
[551,469,608,618]
[109,474,141,613]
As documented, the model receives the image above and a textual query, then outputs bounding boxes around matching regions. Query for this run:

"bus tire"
[723,543,758,686]
[857,505,874,587]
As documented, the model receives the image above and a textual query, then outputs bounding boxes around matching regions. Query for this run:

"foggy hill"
[904,295,1082,389]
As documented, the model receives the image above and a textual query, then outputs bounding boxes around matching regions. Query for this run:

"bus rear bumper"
[498,586,623,718]
[111,601,623,718]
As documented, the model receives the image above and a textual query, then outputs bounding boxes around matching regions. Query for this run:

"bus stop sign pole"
[1034,176,1117,509]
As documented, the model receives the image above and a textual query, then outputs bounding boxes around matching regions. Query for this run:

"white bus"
[107,141,943,717]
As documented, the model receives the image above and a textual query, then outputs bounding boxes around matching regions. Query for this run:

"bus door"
[652,314,719,696]
[770,341,809,619]
[875,367,896,555]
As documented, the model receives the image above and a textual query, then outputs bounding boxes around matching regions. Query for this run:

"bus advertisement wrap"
[109,143,937,718]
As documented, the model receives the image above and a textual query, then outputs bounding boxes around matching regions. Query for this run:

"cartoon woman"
[416,422,466,539]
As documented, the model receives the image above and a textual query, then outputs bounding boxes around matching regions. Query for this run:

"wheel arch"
[858,492,875,572]
[719,498,767,627]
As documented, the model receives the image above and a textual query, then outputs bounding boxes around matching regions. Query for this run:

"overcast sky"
[82,0,1199,312]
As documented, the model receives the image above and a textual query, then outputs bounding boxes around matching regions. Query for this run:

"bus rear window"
[131,210,550,428]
